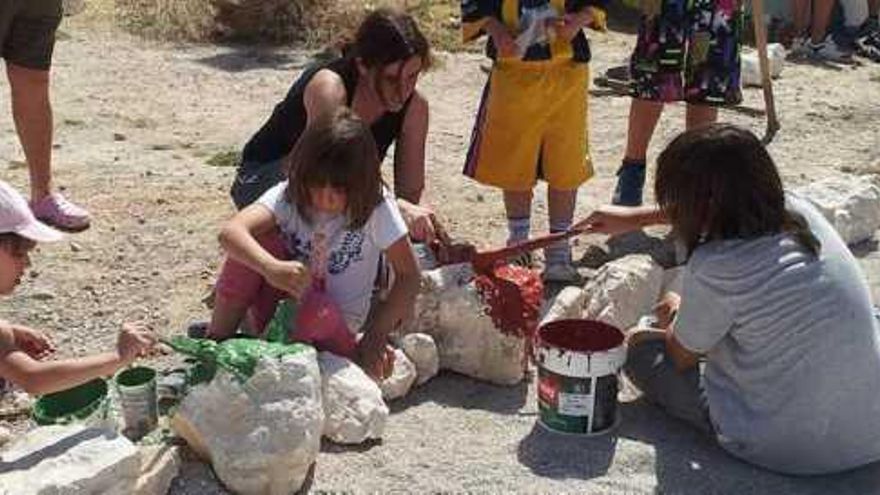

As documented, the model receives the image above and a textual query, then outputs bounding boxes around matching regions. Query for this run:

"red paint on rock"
[539,319,624,353]
[473,264,542,341]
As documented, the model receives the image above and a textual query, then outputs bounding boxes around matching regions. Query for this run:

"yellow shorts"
[464,60,593,191]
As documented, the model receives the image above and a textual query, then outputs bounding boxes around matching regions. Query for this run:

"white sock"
[545,218,572,266]
[507,216,530,246]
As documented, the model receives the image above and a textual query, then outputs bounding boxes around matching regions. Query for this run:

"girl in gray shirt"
[576,124,880,475]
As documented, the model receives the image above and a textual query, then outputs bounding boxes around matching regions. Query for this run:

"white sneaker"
[810,36,854,62]
[542,262,581,284]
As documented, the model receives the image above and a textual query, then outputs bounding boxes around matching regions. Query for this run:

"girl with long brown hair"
[577,124,880,475]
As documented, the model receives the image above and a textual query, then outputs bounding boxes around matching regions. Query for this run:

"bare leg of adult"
[7,64,52,202]
[8,63,91,231]
[613,98,663,206]
[791,0,811,37]
[811,0,837,43]
[685,103,718,130]
[544,187,578,282]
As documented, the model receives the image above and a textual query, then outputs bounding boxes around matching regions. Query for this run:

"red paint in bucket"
[538,319,624,353]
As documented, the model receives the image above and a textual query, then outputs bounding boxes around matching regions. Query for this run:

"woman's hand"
[399,200,450,245]
[574,205,655,237]
[264,260,311,299]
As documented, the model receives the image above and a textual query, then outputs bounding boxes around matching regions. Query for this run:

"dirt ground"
[1,10,879,494]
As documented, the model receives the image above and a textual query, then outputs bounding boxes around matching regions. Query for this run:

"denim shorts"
[230,158,284,210]
[0,0,62,71]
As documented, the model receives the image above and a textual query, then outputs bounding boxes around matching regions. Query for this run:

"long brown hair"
[655,124,819,257]
[345,8,432,71]
[285,108,383,229]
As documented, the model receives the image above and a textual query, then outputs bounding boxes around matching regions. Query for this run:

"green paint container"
[536,319,626,435]
[32,378,110,426]
[116,366,158,441]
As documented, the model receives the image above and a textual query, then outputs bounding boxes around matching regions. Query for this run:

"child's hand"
[553,11,592,42]
[265,260,311,299]
[485,18,519,58]
[11,324,55,359]
[116,322,158,364]
[356,336,394,381]
[652,292,681,331]
[573,205,644,237]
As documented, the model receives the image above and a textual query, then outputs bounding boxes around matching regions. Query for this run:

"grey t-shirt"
[675,193,880,475]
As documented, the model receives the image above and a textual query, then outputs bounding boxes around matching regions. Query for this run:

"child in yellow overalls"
[462,0,607,282]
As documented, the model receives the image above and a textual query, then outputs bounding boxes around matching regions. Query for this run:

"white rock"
[540,286,587,325]
[741,43,786,87]
[319,352,388,444]
[399,333,440,385]
[0,425,140,495]
[582,254,664,331]
[380,349,418,400]
[135,445,181,495]
[793,177,880,245]
[0,426,11,447]
[432,264,526,385]
[171,350,323,495]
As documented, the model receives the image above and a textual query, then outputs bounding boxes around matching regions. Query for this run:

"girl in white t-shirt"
[208,109,419,380]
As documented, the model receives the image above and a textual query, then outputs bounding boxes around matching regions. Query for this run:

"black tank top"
[241,58,410,165]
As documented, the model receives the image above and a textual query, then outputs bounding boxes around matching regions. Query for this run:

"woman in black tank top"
[232,8,446,243]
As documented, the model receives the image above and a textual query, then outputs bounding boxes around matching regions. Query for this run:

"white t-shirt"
[257,181,408,331]
[675,193,880,475]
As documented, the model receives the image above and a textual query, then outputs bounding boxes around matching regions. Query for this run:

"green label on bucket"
[538,368,618,434]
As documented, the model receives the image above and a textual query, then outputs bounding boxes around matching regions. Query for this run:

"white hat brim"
[17,220,64,242]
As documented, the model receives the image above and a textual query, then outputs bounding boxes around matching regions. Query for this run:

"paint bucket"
[32,378,110,426]
[116,366,158,440]
[536,319,626,435]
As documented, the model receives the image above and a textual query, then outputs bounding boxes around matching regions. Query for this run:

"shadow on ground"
[389,370,529,415]
[192,45,333,73]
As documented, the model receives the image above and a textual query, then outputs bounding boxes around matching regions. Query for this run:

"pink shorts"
[214,229,290,335]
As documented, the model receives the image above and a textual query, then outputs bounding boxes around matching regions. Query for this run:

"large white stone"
[319,352,388,444]
[135,445,181,495]
[379,349,418,401]
[794,176,880,245]
[403,263,526,386]
[0,425,140,495]
[582,254,664,331]
[399,333,440,386]
[171,350,323,495]
[540,286,587,326]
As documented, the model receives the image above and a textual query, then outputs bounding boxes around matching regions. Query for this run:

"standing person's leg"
[503,190,533,246]
[685,104,718,130]
[615,0,685,207]
[790,0,812,53]
[810,0,854,60]
[5,0,90,231]
[463,62,545,258]
[614,99,663,206]
[834,0,868,50]
[541,63,591,282]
